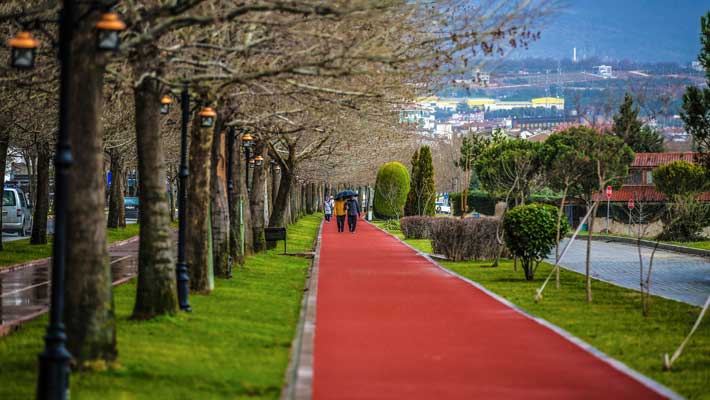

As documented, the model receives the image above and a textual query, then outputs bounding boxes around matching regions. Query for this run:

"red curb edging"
[0,235,139,276]
[0,256,138,338]
[281,219,323,400]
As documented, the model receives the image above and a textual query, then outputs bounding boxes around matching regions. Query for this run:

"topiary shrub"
[374,161,411,219]
[503,203,563,281]
[429,217,505,261]
[399,216,433,239]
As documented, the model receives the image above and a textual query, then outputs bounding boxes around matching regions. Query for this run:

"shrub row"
[399,216,432,239]
[429,217,507,261]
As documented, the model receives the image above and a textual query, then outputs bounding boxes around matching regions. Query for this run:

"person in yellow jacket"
[334,197,347,233]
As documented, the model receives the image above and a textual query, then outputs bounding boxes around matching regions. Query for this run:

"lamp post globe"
[8,31,40,69]
[274,165,281,173]
[242,132,253,148]
[96,13,126,51]
[198,106,217,128]
[160,95,172,115]
[248,159,255,169]
[254,155,264,167]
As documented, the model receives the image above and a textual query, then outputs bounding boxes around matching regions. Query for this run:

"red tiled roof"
[631,152,697,168]
[593,186,710,202]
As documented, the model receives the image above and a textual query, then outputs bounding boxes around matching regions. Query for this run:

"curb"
[0,235,139,276]
[281,220,323,400]
[0,255,138,337]
[576,234,710,259]
[369,221,683,400]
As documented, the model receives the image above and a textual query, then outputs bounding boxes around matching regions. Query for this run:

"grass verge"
[0,214,321,399]
[377,222,710,399]
[0,224,141,269]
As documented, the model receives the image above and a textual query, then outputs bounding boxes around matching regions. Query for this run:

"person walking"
[346,196,361,233]
[324,195,334,223]
[334,196,347,233]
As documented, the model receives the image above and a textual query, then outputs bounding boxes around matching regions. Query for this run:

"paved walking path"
[312,219,672,399]
[550,239,710,306]
[0,237,138,336]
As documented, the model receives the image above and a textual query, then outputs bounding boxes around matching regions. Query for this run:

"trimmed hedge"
[374,162,411,219]
[429,217,506,261]
[449,191,497,216]
[400,216,433,239]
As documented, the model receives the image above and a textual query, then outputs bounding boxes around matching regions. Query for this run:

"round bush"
[503,203,566,280]
[374,162,411,219]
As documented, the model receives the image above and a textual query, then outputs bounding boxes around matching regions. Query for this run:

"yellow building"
[531,97,565,109]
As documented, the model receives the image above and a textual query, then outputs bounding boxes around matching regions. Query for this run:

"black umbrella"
[336,189,358,199]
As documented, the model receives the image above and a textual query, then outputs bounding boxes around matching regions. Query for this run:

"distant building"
[595,152,710,203]
[511,116,577,130]
[596,65,613,78]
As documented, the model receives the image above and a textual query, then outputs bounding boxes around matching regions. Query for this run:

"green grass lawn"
[0,224,141,269]
[0,214,321,400]
[375,223,710,399]
[668,240,710,250]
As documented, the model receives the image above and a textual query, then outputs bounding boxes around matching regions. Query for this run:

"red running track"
[312,218,669,400]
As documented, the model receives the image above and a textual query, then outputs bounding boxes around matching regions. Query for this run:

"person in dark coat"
[346,196,361,233]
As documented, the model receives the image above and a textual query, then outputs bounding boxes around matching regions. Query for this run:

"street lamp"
[249,159,255,169]
[8,31,40,69]
[175,83,192,312]
[198,106,217,128]
[242,132,254,193]
[160,95,172,115]
[254,155,264,167]
[95,12,126,52]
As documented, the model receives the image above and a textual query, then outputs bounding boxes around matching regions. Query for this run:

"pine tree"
[418,146,436,216]
[612,93,644,150]
[681,11,710,167]
[404,149,420,216]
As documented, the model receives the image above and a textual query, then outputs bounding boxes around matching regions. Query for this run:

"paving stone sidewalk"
[549,239,710,306]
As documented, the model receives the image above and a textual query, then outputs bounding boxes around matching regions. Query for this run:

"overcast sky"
[517,0,708,63]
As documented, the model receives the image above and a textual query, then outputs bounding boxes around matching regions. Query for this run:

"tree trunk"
[30,142,50,244]
[168,177,176,222]
[131,70,178,318]
[210,127,229,277]
[555,185,569,289]
[270,168,279,213]
[187,113,214,293]
[249,141,268,252]
[106,148,125,229]
[228,129,250,266]
[0,124,9,251]
[64,9,116,367]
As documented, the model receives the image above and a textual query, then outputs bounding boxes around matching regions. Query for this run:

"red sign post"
[605,186,613,234]
[628,198,635,210]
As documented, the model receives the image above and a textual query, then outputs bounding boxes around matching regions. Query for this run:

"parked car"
[435,201,451,214]
[124,197,139,220]
[3,187,32,236]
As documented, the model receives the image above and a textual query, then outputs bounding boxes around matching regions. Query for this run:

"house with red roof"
[596,152,710,203]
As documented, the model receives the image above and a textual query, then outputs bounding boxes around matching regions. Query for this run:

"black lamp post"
[8,31,40,69]
[254,155,264,167]
[34,4,72,398]
[175,83,192,312]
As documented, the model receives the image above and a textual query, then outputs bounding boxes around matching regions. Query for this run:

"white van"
[2,187,32,236]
